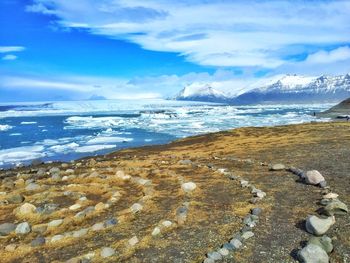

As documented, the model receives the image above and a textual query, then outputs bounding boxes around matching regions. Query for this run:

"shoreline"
[0,121,349,262]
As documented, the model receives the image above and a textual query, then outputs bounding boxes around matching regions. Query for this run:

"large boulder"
[323,200,348,216]
[305,215,335,236]
[308,235,333,254]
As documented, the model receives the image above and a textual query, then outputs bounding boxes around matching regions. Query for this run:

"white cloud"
[26,0,350,68]
[2,54,18,60]
[0,46,25,53]
[305,46,350,64]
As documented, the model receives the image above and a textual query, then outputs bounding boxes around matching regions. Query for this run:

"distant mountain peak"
[174,83,227,102]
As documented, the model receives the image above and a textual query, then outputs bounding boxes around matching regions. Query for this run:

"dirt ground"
[0,121,349,262]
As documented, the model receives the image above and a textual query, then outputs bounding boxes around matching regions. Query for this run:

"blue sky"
[1,0,350,101]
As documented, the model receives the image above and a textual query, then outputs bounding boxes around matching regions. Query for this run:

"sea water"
[0,99,333,168]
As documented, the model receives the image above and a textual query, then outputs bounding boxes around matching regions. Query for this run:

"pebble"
[181,182,197,193]
[128,236,139,246]
[230,238,243,249]
[130,203,143,213]
[48,219,64,228]
[0,223,16,236]
[243,214,259,227]
[32,224,47,234]
[240,180,249,187]
[298,243,329,263]
[26,183,40,191]
[92,222,105,231]
[5,244,17,252]
[7,194,25,204]
[152,227,161,236]
[101,247,116,258]
[241,231,254,240]
[176,206,188,224]
[95,202,105,211]
[207,251,222,260]
[162,220,172,227]
[251,207,262,216]
[17,203,37,215]
[218,247,229,256]
[254,190,266,199]
[223,242,235,251]
[31,236,46,247]
[305,215,335,236]
[69,203,82,211]
[203,258,215,263]
[270,164,286,171]
[51,234,64,243]
[73,228,89,238]
[178,159,192,165]
[49,167,60,175]
[323,200,348,216]
[15,222,31,234]
[105,218,118,227]
[304,170,325,186]
[322,193,338,199]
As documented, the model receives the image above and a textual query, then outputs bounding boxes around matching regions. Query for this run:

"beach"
[0,121,349,262]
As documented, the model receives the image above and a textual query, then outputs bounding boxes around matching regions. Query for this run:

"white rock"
[162,220,172,227]
[181,182,197,193]
[305,170,325,185]
[130,203,143,213]
[91,222,105,231]
[51,234,64,243]
[101,247,115,258]
[48,219,63,228]
[152,227,161,236]
[218,247,229,256]
[17,203,36,216]
[128,236,139,246]
[323,193,339,199]
[15,222,31,234]
[305,215,335,236]
[69,204,82,211]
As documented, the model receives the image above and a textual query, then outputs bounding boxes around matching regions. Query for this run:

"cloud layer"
[26,0,350,69]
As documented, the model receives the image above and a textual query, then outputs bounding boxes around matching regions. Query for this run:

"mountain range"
[174,74,350,104]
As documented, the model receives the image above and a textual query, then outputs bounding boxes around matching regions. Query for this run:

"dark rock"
[0,223,16,236]
[8,194,25,204]
[31,236,46,247]
[251,207,262,216]
[298,243,329,263]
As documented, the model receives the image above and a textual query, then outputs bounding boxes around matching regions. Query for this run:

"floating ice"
[75,144,116,153]
[0,124,12,131]
[86,136,133,144]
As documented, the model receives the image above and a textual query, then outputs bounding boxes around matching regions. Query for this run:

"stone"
[101,247,115,258]
[26,183,40,191]
[92,222,105,231]
[31,236,46,247]
[323,200,348,216]
[105,218,118,227]
[130,203,143,213]
[37,168,46,177]
[203,258,215,263]
[270,164,286,171]
[36,203,58,214]
[0,223,16,236]
[32,224,47,234]
[51,174,62,181]
[49,167,60,175]
[48,219,63,228]
[254,190,266,199]
[243,214,259,227]
[17,203,37,215]
[304,170,325,186]
[51,234,64,243]
[251,207,262,216]
[8,194,25,204]
[178,159,192,165]
[162,220,172,227]
[305,215,335,236]
[176,206,188,224]
[181,182,197,193]
[95,202,105,211]
[298,243,329,263]
[128,236,139,246]
[322,193,339,199]
[5,244,17,252]
[223,243,235,251]
[207,251,222,260]
[73,228,89,238]
[319,181,327,188]
[230,238,243,249]
[218,247,229,256]
[240,180,249,187]
[241,231,254,240]
[69,203,82,211]
[308,235,333,254]
[152,227,161,236]
[15,222,31,234]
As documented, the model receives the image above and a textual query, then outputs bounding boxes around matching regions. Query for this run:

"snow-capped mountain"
[174,83,228,103]
[174,74,350,104]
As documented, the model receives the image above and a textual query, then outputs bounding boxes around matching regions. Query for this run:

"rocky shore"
[0,121,349,262]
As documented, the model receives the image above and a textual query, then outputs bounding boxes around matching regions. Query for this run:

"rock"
[176,206,188,224]
[207,251,222,260]
[128,236,139,246]
[162,220,172,227]
[26,183,40,191]
[51,174,62,182]
[36,203,58,214]
[8,194,25,204]
[241,231,254,240]
[254,190,266,199]
[100,247,115,258]
[323,200,348,216]
[218,247,229,256]
[305,215,335,236]
[32,224,47,234]
[322,193,338,199]
[5,244,17,252]
[178,159,192,165]
[304,170,325,186]
[69,203,82,211]
[308,235,333,254]
[152,227,161,236]
[105,218,118,227]
[49,167,60,175]
[240,180,249,187]
[243,214,259,227]
[223,242,235,251]
[270,164,286,171]
[91,222,105,231]
[36,168,46,177]
[17,203,37,216]
[203,258,215,263]
[31,236,46,247]
[73,228,89,238]
[15,222,31,234]
[230,238,242,249]
[51,234,64,243]
[298,243,329,263]
[181,182,197,193]
[130,203,143,213]
[48,219,63,228]
[0,223,16,236]
[251,207,262,216]
[319,181,327,188]
[95,202,105,211]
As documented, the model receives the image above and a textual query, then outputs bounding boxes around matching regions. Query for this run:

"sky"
[1,0,350,102]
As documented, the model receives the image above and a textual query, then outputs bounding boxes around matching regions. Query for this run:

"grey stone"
[26,183,40,191]
[207,251,222,260]
[323,200,348,216]
[305,215,335,236]
[51,174,62,181]
[100,247,115,258]
[243,214,259,227]
[7,194,25,204]
[230,238,243,249]
[223,242,235,251]
[308,235,333,254]
[91,223,105,231]
[298,243,329,263]
[0,223,16,236]
[319,181,327,188]
[203,258,215,263]
[178,159,192,165]
[36,168,46,177]
[105,218,118,227]
[48,219,63,228]
[15,222,31,234]
[73,228,89,238]
[241,231,254,240]
[304,170,325,186]
[218,247,229,256]
[270,164,286,171]
[251,207,262,216]
[49,167,60,175]
[31,236,46,247]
